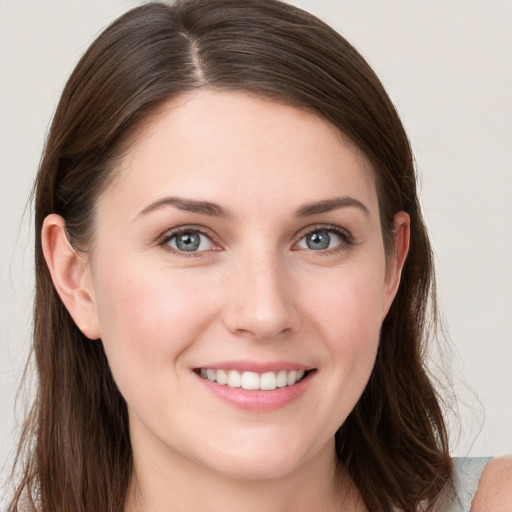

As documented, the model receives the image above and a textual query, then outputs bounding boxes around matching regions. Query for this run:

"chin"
[206,452,306,481]
[193,429,327,481]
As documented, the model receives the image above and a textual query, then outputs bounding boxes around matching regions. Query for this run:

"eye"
[296,228,348,251]
[164,229,215,253]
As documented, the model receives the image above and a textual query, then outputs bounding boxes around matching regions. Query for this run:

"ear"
[41,214,101,340]
[382,211,410,315]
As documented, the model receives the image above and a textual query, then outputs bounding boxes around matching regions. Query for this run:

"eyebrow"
[135,195,369,220]
[295,196,370,217]
[135,196,232,220]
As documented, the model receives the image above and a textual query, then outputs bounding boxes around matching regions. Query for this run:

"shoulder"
[470,455,512,511]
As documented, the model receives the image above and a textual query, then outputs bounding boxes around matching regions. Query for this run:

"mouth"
[193,365,316,412]
[195,368,311,391]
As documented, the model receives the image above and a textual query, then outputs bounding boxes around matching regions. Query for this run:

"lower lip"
[194,371,315,412]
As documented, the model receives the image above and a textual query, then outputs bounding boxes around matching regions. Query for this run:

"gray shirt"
[440,457,492,511]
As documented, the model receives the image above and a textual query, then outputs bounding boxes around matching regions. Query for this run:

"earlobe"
[41,214,101,340]
[383,211,410,312]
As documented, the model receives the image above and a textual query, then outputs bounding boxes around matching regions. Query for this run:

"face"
[81,91,406,481]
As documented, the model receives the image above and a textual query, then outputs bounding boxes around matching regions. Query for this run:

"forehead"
[100,90,378,218]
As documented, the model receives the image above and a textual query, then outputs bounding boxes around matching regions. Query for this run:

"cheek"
[305,262,385,329]
[91,259,218,395]
[302,266,385,374]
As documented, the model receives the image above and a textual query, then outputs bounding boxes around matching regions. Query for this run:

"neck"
[125,435,361,512]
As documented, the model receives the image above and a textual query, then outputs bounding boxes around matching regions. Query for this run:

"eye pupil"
[175,232,200,251]
[306,231,330,250]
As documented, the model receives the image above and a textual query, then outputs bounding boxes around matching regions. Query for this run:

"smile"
[198,368,306,390]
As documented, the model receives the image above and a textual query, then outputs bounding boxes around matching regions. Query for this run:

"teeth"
[198,368,307,390]
[260,372,277,390]
[227,370,241,388]
[216,369,228,385]
[276,370,288,388]
[241,371,260,390]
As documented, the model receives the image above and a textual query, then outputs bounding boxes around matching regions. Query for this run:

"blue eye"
[165,230,214,252]
[296,229,346,251]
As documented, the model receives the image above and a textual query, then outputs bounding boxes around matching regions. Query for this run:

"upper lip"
[194,360,314,373]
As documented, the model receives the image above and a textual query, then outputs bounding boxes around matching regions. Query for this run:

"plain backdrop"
[1,0,511,489]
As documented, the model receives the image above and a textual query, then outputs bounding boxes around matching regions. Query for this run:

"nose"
[222,249,297,340]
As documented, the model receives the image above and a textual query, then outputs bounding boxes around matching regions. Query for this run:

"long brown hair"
[10,1,452,510]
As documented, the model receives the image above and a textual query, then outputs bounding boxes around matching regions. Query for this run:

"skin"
[471,455,512,511]
[42,90,510,511]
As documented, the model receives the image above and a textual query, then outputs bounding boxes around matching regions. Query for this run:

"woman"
[7,1,511,511]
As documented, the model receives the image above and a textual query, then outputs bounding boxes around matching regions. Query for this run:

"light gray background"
[1,0,511,489]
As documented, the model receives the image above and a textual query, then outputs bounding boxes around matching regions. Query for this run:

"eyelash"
[158,224,353,257]
[159,226,219,258]
[293,224,353,255]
